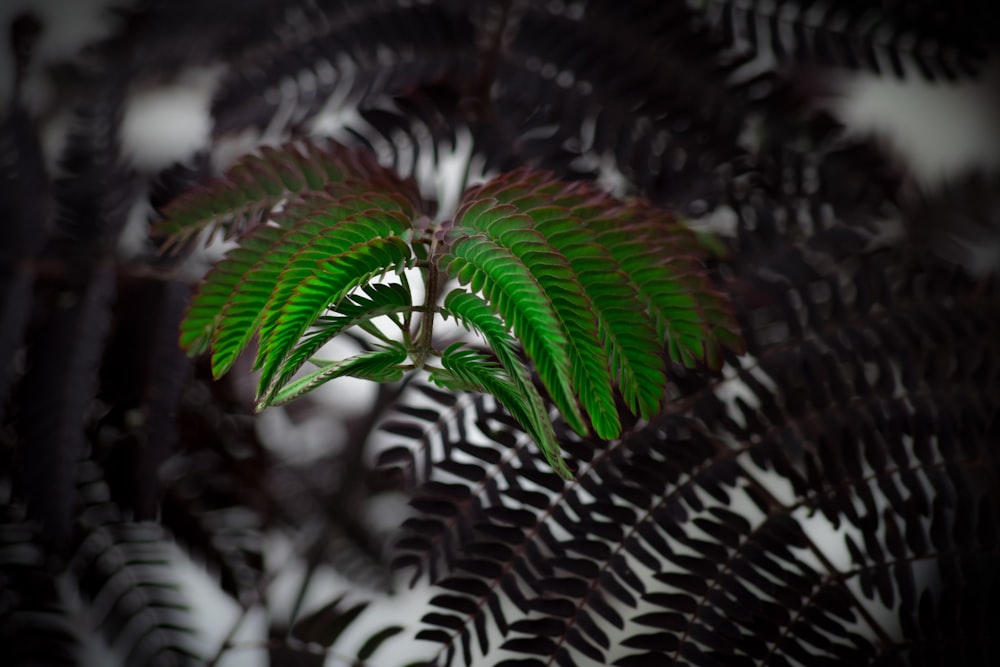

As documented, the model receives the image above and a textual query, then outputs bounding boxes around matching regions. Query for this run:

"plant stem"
[413,244,440,368]
[400,269,413,335]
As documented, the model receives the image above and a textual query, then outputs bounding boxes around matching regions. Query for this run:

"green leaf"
[254,209,412,369]
[257,232,412,400]
[265,282,413,400]
[584,232,734,368]
[156,139,419,252]
[207,222,327,378]
[441,232,586,436]
[184,194,415,378]
[430,343,571,479]
[441,290,566,476]
[173,142,743,481]
[203,217,346,378]
[243,208,408,381]
[468,171,743,370]
[529,212,666,420]
[179,224,285,357]
[451,198,623,439]
[265,342,408,408]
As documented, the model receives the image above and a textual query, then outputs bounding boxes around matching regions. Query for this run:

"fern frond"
[255,218,413,400]
[451,198,620,438]
[430,344,519,407]
[73,462,200,667]
[155,139,419,251]
[387,243,1000,666]
[537,175,742,366]
[491,198,667,419]
[691,0,987,80]
[180,200,413,386]
[201,196,414,378]
[446,171,742,441]
[171,139,741,477]
[435,342,573,478]
[253,209,413,348]
[256,236,412,405]
[270,282,414,398]
[440,231,584,436]
[210,3,478,138]
[179,224,284,358]
[268,342,408,407]
[439,291,568,479]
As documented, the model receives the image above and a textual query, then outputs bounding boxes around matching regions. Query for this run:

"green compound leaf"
[179,223,286,358]
[167,139,743,479]
[267,342,408,408]
[451,200,620,439]
[445,170,742,443]
[179,193,418,380]
[155,139,420,252]
[207,221,328,379]
[514,204,665,420]
[269,282,413,398]
[256,232,412,402]
[430,342,571,480]
[440,290,567,478]
[441,231,585,436]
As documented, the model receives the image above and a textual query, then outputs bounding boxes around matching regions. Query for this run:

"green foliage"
[157,140,421,252]
[158,141,743,478]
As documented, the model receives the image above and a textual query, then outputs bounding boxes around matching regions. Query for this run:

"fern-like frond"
[451,198,620,438]
[385,246,1000,665]
[439,290,561,474]
[269,342,409,407]
[210,3,478,138]
[170,139,741,476]
[256,220,413,401]
[252,209,412,350]
[474,178,669,419]
[691,0,987,80]
[272,282,414,397]
[204,196,413,378]
[155,139,419,251]
[179,224,285,357]
[74,461,200,667]
[440,230,584,435]
[430,342,569,480]
[488,2,758,210]
[177,189,415,392]
[568,197,742,367]
[445,171,742,441]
